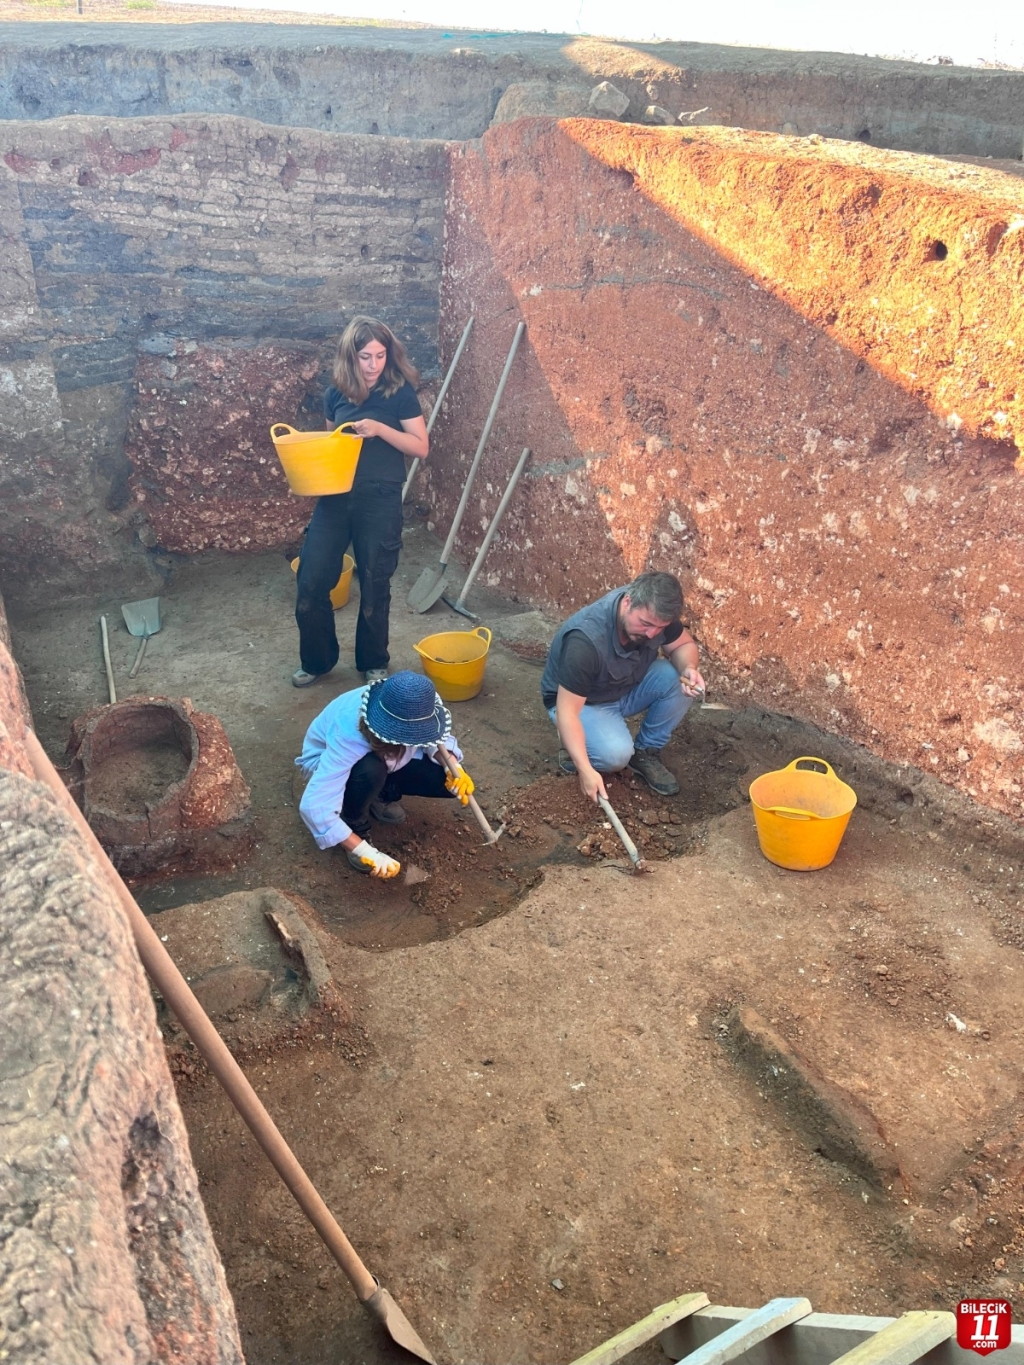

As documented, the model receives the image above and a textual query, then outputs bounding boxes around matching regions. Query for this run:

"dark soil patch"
[87,730,191,812]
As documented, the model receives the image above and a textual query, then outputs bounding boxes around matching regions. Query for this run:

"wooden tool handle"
[99,615,117,704]
[24,727,379,1305]
[435,742,498,842]
[128,636,148,679]
[402,315,474,504]
[597,793,643,867]
[438,320,525,564]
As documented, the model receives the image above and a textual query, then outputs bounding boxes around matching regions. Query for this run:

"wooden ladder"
[568,1293,1003,1365]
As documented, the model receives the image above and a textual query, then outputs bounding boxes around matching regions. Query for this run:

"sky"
[167,0,1023,68]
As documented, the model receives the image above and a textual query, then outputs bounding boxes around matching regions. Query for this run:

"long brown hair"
[358,717,405,761]
[333,316,420,404]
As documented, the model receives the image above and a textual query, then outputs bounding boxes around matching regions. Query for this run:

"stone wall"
[0,113,445,598]
[0,587,244,1364]
[428,120,1024,821]
[1,24,1023,157]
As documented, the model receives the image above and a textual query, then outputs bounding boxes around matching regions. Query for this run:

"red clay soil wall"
[0,592,244,1364]
[428,120,1024,821]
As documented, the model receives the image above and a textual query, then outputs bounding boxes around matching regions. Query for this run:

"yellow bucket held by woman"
[271,422,363,497]
[748,756,857,871]
[413,627,492,703]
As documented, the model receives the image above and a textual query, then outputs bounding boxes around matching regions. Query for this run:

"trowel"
[121,596,162,678]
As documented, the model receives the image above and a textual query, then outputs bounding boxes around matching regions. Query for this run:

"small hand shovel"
[121,596,162,678]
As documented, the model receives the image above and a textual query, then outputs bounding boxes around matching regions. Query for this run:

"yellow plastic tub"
[748,756,857,871]
[290,553,355,610]
[413,627,492,703]
[271,422,363,496]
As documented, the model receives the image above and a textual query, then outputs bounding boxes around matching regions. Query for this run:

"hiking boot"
[628,748,679,796]
[369,799,406,824]
[346,848,372,874]
[557,748,577,776]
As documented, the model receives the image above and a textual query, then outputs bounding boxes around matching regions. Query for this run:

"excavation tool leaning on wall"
[296,671,474,877]
[541,571,705,801]
[293,316,429,688]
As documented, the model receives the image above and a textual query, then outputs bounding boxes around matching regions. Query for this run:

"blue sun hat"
[361,670,452,747]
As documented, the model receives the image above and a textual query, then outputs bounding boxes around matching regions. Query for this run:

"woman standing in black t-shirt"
[293,316,428,688]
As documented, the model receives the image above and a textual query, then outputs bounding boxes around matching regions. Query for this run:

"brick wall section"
[430,120,1024,820]
[0,115,445,594]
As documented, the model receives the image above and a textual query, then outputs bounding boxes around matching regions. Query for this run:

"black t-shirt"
[323,378,422,488]
[547,621,685,705]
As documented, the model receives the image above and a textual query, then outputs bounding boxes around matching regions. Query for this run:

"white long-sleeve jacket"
[296,685,461,850]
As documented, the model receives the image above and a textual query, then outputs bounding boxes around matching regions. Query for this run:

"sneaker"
[363,668,389,683]
[557,748,577,776]
[369,799,406,824]
[292,668,326,688]
[628,748,680,796]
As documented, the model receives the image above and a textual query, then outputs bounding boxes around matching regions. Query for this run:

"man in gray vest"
[540,571,705,801]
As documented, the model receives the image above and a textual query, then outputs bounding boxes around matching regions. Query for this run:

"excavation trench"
[10,542,1024,1365]
[3,61,1024,1365]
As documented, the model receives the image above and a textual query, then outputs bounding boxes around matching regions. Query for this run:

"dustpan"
[121,597,162,678]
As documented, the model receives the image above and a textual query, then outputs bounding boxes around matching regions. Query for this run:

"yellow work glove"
[350,839,401,879]
[444,762,475,806]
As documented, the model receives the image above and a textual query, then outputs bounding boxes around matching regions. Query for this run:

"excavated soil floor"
[10,522,1024,1364]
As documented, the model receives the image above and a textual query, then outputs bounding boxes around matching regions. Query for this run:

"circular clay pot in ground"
[63,696,253,878]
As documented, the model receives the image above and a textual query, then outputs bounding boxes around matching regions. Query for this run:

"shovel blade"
[406,565,447,613]
[121,597,162,638]
[362,1286,437,1364]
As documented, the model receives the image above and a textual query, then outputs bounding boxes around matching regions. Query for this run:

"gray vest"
[541,587,671,706]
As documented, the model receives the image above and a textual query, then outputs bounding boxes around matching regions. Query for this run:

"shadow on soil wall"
[426,119,1024,825]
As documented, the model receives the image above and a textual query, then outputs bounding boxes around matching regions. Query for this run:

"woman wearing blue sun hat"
[296,671,475,878]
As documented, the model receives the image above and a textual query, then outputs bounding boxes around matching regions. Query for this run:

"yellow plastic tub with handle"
[290,553,355,610]
[270,422,363,496]
[748,756,857,871]
[413,627,492,703]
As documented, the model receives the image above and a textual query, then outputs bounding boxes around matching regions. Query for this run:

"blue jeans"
[547,659,693,771]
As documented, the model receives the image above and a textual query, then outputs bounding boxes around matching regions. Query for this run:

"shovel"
[407,321,526,613]
[121,596,162,678]
[443,446,530,621]
[24,726,438,1365]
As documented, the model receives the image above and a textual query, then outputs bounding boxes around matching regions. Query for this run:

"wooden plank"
[569,1292,710,1365]
[829,1313,956,1365]
[662,1306,1024,1365]
[671,1298,813,1365]
[663,1310,897,1365]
